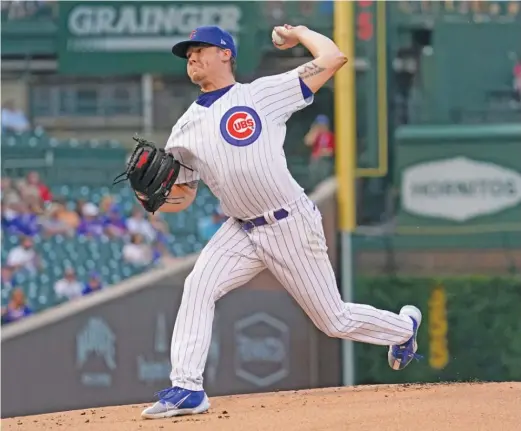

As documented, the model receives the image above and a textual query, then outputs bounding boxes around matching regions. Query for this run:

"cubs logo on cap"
[189,30,197,40]
[220,106,262,147]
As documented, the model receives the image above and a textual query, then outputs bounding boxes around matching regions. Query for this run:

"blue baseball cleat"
[141,387,210,419]
[388,305,423,371]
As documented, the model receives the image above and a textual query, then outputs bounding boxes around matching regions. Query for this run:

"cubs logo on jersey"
[220,106,262,147]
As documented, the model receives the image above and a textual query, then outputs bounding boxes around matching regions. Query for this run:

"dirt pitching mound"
[4,382,520,431]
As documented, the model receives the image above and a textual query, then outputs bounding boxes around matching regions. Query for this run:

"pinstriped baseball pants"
[169,194,413,391]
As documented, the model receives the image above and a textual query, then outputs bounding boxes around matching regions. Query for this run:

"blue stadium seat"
[100,265,111,278]
[49,138,60,148]
[110,274,122,284]
[27,282,39,301]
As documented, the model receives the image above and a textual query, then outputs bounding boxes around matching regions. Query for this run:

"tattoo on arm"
[297,61,326,80]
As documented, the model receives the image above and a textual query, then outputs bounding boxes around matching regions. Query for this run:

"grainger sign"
[58,1,260,76]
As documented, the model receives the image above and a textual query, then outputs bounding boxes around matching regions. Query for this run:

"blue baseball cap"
[172,26,237,59]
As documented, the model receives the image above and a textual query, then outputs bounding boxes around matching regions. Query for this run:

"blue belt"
[238,209,289,232]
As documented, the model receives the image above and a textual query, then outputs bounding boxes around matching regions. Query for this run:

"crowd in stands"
[1,169,230,325]
[3,172,169,254]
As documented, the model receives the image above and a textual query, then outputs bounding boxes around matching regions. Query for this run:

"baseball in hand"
[272,27,286,46]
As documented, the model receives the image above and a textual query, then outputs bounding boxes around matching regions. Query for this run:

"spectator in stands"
[54,268,83,301]
[123,233,153,266]
[14,188,42,216]
[514,59,521,102]
[99,195,115,215]
[74,199,86,218]
[198,205,228,242]
[53,198,80,230]
[4,203,40,237]
[1,177,22,206]
[1,99,30,133]
[82,272,103,296]
[40,204,74,237]
[17,171,52,204]
[103,205,127,238]
[77,203,105,237]
[127,207,157,242]
[1,200,20,232]
[29,201,44,216]
[304,114,335,188]
[1,288,32,325]
[6,236,41,273]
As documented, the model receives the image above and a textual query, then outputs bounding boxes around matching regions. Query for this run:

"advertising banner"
[57,1,261,76]
[395,125,521,230]
[401,156,521,223]
[2,275,341,417]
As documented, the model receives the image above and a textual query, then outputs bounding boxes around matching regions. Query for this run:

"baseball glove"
[113,135,182,213]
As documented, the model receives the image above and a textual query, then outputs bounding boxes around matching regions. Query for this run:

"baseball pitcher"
[114,24,422,420]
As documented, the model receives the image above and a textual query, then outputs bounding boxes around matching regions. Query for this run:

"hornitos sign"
[401,156,521,222]
[65,3,242,52]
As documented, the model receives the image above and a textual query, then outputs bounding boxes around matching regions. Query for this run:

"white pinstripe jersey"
[165,68,314,220]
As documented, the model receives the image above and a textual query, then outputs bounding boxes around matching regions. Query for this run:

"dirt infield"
[4,382,520,431]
